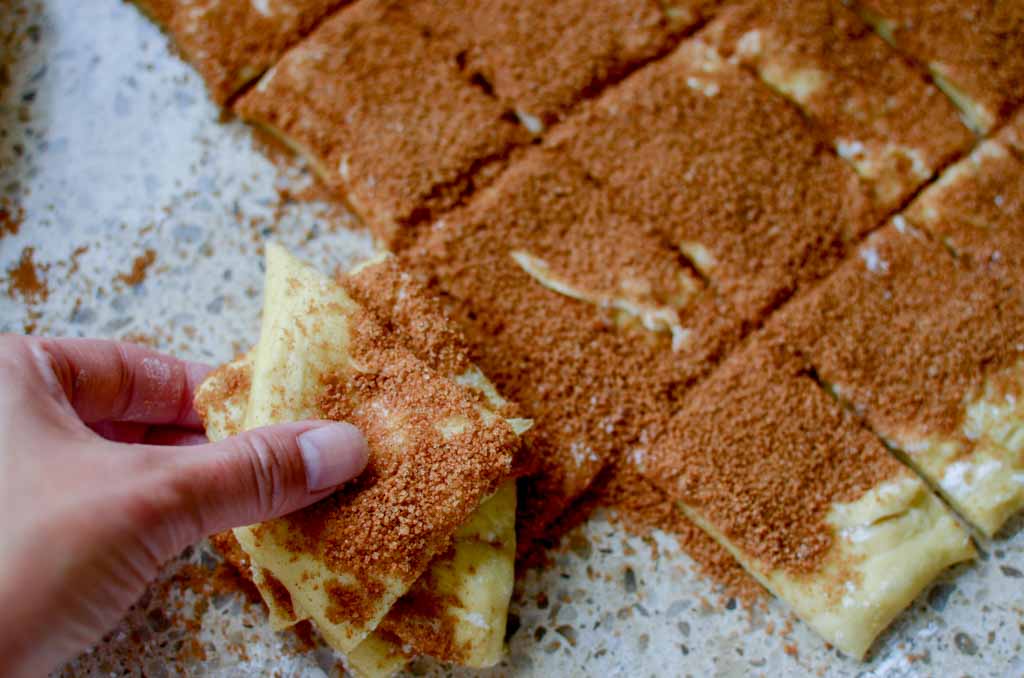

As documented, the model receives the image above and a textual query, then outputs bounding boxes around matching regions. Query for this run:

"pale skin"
[0,335,370,677]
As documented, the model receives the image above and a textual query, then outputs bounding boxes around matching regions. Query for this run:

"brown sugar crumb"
[643,339,901,574]
[405,154,744,552]
[208,531,263,605]
[544,38,877,324]
[6,246,49,303]
[260,569,296,620]
[770,224,1024,446]
[377,561,465,663]
[116,248,156,286]
[704,0,973,209]
[0,198,23,238]
[854,1,1024,133]
[134,0,352,104]
[233,0,529,247]
[324,578,386,629]
[409,0,703,126]
[194,354,252,438]
[342,256,473,383]
[66,245,88,276]
[585,457,766,605]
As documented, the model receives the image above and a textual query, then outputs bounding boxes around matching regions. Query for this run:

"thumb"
[168,421,369,539]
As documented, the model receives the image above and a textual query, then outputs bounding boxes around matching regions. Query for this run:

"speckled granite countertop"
[1,2,1022,676]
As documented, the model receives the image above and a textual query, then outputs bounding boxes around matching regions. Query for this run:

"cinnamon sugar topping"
[409,0,700,125]
[342,256,473,385]
[407,140,744,551]
[281,331,515,583]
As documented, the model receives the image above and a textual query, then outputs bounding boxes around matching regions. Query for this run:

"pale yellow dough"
[510,250,698,351]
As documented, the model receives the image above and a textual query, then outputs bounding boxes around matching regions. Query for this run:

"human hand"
[0,335,369,677]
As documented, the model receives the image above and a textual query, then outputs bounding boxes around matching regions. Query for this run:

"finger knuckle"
[238,432,296,518]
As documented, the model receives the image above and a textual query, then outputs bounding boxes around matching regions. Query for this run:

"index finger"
[34,337,212,428]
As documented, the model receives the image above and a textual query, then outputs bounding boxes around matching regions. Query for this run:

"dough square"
[641,337,974,659]
[408,148,744,552]
[854,0,1024,134]
[770,224,1024,536]
[544,38,878,325]
[705,0,974,210]
[133,0,349,104]
[232,0,529,248]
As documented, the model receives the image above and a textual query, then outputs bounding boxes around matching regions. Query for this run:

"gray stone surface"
[1,2,1022,676]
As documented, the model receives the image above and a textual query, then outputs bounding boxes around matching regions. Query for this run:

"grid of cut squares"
[232,0,714,247]
[131,0,1024,663]
[704,0,974,211]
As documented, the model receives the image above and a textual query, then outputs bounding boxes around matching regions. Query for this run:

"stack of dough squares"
[195,244,531,676]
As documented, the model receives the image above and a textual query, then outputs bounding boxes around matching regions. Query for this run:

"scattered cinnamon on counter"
[585,458,767,606]
[116,248,156,286]
[67,245,89,275]
[6,246,48,303]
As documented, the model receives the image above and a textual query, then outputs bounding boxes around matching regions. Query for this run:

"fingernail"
[297,423,369,492]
